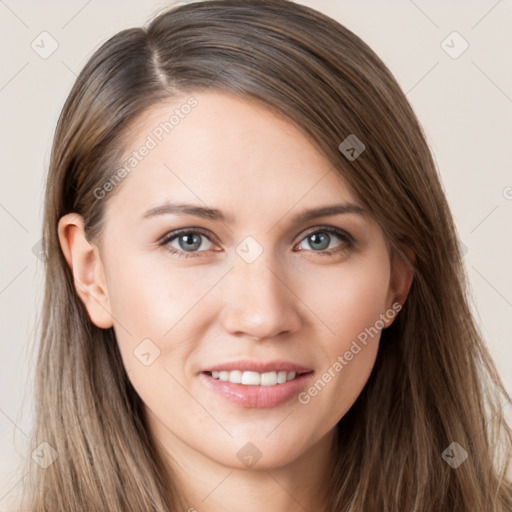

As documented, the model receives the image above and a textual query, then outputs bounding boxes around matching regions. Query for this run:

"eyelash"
[158,226,355,259]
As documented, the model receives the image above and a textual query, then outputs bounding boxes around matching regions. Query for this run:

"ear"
[57,213,114,329]
[383,245,415,328]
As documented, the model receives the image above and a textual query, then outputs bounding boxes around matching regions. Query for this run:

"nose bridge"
[220,250,301,340]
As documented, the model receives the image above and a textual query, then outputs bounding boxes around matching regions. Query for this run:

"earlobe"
[57,214,114,329]
[384,245,415,327]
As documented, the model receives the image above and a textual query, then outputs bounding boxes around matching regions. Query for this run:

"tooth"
[209,369,301,385]
[229,370,242,383]
[277,371,288,384]
[241,371,261,385]
[261,372,278,386]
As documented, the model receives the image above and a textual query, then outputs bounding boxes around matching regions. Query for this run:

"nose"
[220,255,303,341]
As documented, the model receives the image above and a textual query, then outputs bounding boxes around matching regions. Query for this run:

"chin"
[212,436,310,471]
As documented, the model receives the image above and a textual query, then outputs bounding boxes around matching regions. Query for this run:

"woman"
[19,0,511,510]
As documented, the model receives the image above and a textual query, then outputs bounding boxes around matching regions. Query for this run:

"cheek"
[305,254,391,343]
[102,255,191,380]
[105,254,200,336]
[297,255,389,415]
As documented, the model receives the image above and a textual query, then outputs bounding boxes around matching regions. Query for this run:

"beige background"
[1,0,511,508]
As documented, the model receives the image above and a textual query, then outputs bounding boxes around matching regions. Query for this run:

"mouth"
[199,361,314,408]
[203,369,311,386]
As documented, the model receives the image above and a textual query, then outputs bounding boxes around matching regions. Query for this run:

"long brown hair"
[19,0,512,510]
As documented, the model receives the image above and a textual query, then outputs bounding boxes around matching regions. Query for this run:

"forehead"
[105,91,360,223]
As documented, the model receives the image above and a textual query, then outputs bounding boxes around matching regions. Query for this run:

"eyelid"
[159,224,355,256]
[296,224,355,245]
[158,226,217,245]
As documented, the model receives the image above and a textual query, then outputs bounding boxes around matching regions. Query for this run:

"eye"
[159,228,216,258]
[295,227,354,256]
[159,226,355,259]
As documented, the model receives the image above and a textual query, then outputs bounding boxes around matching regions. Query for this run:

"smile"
[200,365,314,408]
[207,370,303,386]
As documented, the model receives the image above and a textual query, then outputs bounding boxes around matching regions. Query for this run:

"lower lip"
[200,371,314,408]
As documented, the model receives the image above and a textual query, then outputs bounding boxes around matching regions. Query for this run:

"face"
[70,91,410,471]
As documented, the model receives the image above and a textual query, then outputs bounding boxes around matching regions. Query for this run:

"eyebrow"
[141,202,366,225]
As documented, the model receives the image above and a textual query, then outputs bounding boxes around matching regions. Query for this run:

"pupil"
[310,232,329,250]
[179,233,201,251]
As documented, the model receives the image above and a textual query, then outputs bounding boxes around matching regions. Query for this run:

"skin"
[58,91,413,512]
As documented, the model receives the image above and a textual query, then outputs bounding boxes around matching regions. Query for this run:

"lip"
[202,359,312,374]
[199,360,314,408]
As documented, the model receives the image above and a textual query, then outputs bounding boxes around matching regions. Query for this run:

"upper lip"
[202,360,313,374]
